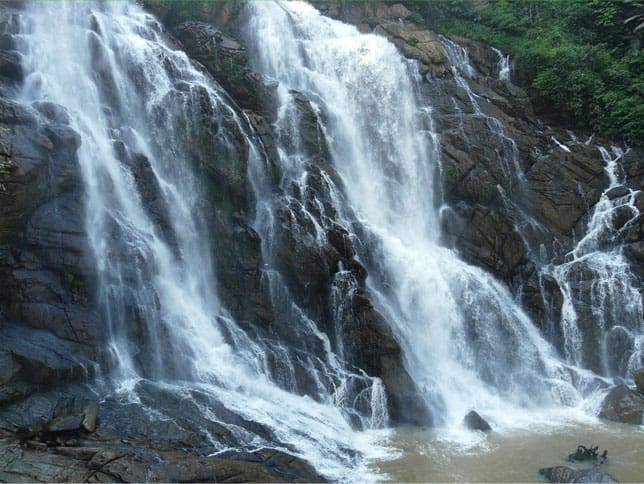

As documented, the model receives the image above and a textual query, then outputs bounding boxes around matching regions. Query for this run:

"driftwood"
[567,444,602,462]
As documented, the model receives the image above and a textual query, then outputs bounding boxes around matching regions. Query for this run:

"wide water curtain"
[245,1,579,428]
[19,0,249,382]
[16,1,393,480]
[12,0,643,480]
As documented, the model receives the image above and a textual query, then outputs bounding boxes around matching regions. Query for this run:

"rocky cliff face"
[0,1,642,481]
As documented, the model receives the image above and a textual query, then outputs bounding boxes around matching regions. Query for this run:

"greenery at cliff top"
[407,0,644,146]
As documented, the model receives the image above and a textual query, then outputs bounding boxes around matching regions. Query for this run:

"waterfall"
[492,46,511,81]
[245,1,581,430]
[439,36,525,189]
[15,2,387,479]
[546,147,643,377]
[12,0,642,477]
[437,35,642,383]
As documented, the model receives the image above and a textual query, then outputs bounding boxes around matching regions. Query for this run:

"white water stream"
[15,2,388,479]
[12,0,643,479]
[245,1,600,434]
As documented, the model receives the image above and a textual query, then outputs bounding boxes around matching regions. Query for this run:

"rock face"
[634,368,644,394]
[309,3,643,366]
[0,386,326,483]
[599,385,644,425]
[165,15,431,426]
[0,429,324,483]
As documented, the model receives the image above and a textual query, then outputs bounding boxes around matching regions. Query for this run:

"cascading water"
[439,36,525,189]
[15,2,388,479]
[492,46,511,81]
[437,31,642,394]
[245,1,583,431]
[545,146,643,377]
[11,0,642,478]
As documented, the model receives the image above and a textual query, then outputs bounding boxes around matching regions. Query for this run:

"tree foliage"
[407,0,644,146]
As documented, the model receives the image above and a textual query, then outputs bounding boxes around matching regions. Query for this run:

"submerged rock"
[599,384,644,425]
[567,444,600,462]
[463,410,492,432]
[539,466,618,483]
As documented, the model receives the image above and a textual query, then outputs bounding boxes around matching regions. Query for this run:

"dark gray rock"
[539,466,618,483]
[0,324,95,405]
[45,414,85,433]
[53,398,99,432]
[463,410,492,432]
[173,20,276,113]
[340,291,433,426]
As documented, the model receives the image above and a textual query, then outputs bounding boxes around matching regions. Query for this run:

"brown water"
[369,418,644,482]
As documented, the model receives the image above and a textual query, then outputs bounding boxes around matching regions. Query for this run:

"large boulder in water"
[539,466,618,483]
[463,410,492,432]
[599,384,644,425]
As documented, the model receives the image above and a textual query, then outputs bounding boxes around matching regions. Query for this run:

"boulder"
[598,384,644,425]
[539,466,577,483]
[539,466,618,483]
[463,410,492,432]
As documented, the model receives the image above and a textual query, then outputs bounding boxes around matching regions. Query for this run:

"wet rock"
[173,20,276,113]
[312,1,404,25]
[150,456,283,483]
[598,384,644,425]
[539,466,577,483]
[633,368,644,395]
[571,468,619,483]
[463,410,491,432]
[448,36,498,78]
[539,466,618,483]
[87,449,125,470]
[53,398,99,432]
[605,185,630,200]
[290,90,330,160]
[340,291,433,426]
[212,448,327,483]
[45,414,85,434]
[0,50,22,82]
[526,143,608,236]
[373,22,447,76]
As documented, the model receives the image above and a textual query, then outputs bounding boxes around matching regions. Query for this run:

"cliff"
[0,1,642,481]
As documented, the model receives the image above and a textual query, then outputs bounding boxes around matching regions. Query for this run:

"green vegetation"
[407,0,644,146]
[65,271,85,289]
